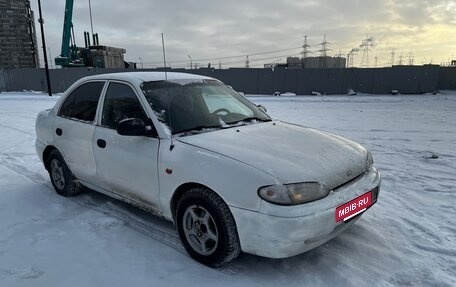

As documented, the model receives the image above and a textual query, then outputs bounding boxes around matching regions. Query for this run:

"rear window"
[59,82,105,122]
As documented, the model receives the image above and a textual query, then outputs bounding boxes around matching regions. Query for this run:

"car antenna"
[162,33,175,151]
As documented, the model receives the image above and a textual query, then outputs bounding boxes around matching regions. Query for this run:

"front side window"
[141,79,270,135]
[59,81,105,122]
[101,82,149,130]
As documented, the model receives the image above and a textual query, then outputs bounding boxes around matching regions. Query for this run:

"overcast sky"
[30,0,456,68]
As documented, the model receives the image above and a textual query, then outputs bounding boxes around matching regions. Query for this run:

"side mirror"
[257,104,267,113]
[117,118,156,137]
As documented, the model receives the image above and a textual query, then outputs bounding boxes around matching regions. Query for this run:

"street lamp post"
[37,0,52,97]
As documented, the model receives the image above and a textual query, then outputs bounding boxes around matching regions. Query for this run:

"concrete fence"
[1,65,455,95]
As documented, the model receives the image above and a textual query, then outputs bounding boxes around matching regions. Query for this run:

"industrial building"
[0,0,38,69]
[53,1,127,69]
[83,45,127,69]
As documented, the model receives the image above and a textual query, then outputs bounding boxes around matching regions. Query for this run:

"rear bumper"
[35,138,46,164]
[231,167,381,258]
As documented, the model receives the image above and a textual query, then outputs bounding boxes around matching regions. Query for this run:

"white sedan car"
[35,72,380,267]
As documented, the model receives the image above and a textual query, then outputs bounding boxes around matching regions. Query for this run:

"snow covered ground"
[0,92,455,287]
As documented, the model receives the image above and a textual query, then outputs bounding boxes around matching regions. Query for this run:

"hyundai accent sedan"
[35,72,380,267]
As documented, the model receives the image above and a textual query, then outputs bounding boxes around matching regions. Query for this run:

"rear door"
[53,81,105,183]
[92,81,161,211]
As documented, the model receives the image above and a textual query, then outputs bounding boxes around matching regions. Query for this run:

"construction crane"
[55,0,85,67]
[55,0,125,68]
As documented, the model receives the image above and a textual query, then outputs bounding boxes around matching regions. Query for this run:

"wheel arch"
[42,145,62,171]
[170,182,220,223]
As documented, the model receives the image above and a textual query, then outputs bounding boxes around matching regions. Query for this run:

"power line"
[220,53,301,65]
[143,46,301,65]
[147,52,302,68]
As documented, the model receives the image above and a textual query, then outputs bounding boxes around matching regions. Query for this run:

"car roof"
[79,72,214,85]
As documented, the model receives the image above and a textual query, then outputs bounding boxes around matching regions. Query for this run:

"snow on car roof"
[80,72,214,85]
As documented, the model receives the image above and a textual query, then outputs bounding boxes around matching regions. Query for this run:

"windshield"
[141,79,270,135]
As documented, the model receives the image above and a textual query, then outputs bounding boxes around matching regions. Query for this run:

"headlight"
[258,182,330,205]
[367,151,374,169]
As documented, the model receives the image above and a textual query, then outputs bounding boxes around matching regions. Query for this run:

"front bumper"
[231,167,381,258]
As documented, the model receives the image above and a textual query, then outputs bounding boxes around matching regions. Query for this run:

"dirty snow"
[0,92,455,287]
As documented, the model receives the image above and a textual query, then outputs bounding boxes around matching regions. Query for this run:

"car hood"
[177,121,368,189]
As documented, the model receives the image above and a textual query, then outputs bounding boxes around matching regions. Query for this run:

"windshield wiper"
[226,116,271,125]
[173,124,224,135]
[173,117,271,134]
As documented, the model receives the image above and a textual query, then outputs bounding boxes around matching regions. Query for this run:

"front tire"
[47,150,83,197]
[176,187,240,267]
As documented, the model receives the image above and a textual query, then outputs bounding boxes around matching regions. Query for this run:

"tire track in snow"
[0,154,47,184]
[76,195,185,252]
[0,154,241,274]
[0,154,183,250]
[0,123,35,137]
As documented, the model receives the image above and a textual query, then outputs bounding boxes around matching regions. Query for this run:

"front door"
[92,81,161,212]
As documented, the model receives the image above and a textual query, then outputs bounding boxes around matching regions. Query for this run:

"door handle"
[97,139,107,149]
[56,128,62,136]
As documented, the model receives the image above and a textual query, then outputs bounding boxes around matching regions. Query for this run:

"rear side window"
[101,82,149,130]
[59,82,105,122]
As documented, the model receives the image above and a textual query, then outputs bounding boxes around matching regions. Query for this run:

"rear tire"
[176,187,240,267]
[47,150,83,197]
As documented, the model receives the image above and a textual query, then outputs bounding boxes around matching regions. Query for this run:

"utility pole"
[390,49,395,66]
[188,54,192,69]
[319,34,330,57]
[335,48,344,57]
[347,48,359,68]
[37,0,52,97]
[407,50,414,65]
[301,35,311,68]
[301,35,311,58]
[398,52,404,65]
[245,55,249,68]
[359,36,374,68]
[318,34,330,68]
